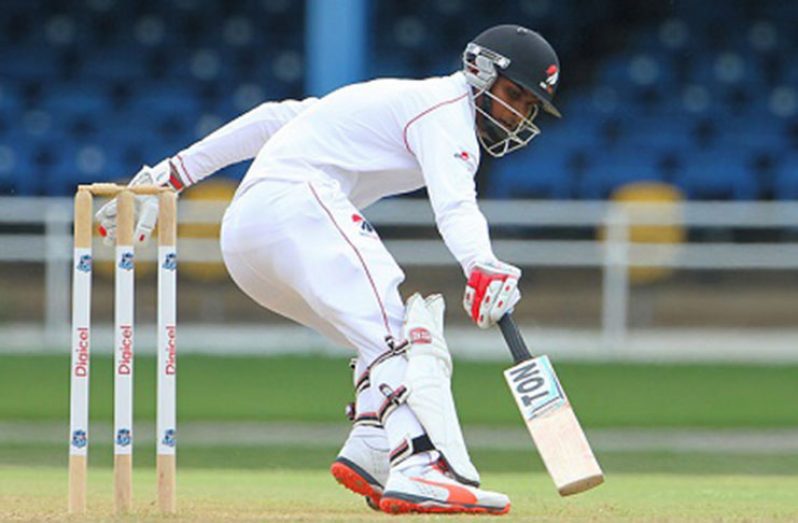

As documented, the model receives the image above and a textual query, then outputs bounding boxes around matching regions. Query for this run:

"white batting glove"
[96,159,177,246]
[463,259,521,329]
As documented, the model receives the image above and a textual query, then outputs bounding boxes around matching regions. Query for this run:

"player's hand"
[96,160,174,246]
[463,259,521,329]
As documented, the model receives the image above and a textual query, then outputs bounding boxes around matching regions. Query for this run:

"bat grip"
[498,314,533,363]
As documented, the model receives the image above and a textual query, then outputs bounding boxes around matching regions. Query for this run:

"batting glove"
[463,259,521,329]
[96,159,178,246]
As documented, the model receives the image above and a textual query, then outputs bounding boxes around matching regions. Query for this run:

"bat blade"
[504,355,604,496]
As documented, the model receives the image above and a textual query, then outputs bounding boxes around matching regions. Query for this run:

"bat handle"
[498,314,533,363]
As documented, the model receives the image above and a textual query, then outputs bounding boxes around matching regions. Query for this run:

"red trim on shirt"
[175,154,195,185]
[307,183,393,337]
[168,171,184,191]
[402,93,469,155]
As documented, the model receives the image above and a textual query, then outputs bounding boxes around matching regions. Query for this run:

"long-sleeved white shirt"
[175,72,496,273]
[173,97,318,185]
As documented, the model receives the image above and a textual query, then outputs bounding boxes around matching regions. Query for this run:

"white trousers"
[220,179,406,365]
[221,178,430,453]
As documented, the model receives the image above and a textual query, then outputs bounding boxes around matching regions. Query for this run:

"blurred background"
[0,0,797,505]
[1,0,796,356]
[1,0,798,198]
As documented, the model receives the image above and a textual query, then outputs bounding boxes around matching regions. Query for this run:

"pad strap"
[377,385,409,425]
[354,412,382,429]
[350,337,409,396]
[345,341,409,429]
[389,434,435,466]
[370,337,408,370]
[355,371,370,394]
[344,403,383,428]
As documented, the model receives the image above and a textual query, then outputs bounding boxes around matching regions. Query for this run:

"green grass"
[4,443,798,476]
[1,354,797,427]
[2,465,797,521]
[2,354,796,520]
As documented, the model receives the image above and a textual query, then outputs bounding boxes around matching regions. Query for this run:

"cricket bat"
[499,315,604,496]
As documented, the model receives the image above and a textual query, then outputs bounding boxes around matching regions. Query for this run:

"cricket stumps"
[68,183,178,515]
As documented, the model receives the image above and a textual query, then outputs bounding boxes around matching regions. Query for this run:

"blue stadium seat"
[108,129,181,172]
[0,0,793,199]
[488,146,580,199]
[540,112,597,150]
[34,141,74,195]
[0,83,21,113]
[128,84,202,115]
[0,6,43,46]
[41,83,112,115]
[577,147,662,199]
[774,152,798,200]
[756,1,798,21]
[166,47,236,84]
[0,47,59,79]
[631,117,699,152]
[43,141,124,195]
[718,115,787,150]
[598,53,675,89]
[79,49,149,82]
[747,148,781,198]
[119,108,197,150]
[673,2,741,32]
[673,149,759,200]
[110,139,155,175]
[33,85,108,143]
[0,139,36,195]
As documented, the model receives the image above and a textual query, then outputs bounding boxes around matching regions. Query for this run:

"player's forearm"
[435,201,496,274]
[171,117,267,186]
[171,97,317,187]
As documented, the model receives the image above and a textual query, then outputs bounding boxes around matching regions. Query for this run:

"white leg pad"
[402,293,480,486]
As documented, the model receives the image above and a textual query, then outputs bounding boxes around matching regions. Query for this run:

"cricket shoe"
[379,459,510,515]
[330,432,390,510]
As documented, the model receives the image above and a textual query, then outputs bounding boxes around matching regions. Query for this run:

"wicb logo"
[162,428,177,448]
[116,428,132,447]
[72,429,88,449]
[76,254,92,273]
[118,251,134,270]
[162,252,177,271]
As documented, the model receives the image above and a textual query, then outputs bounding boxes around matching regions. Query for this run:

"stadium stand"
[0,0,795,199]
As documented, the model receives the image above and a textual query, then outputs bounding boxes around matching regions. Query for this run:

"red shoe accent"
[330,461,382,508]
[412,477,478,505]
[432,458,449,474]
[379,496,510,515]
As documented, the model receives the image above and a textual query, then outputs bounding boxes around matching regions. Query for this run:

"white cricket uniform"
[175,72,496,366]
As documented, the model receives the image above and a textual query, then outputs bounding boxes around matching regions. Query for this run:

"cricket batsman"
[96,25,561,514]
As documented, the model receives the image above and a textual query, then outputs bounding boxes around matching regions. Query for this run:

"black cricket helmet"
[463,25,561,157]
